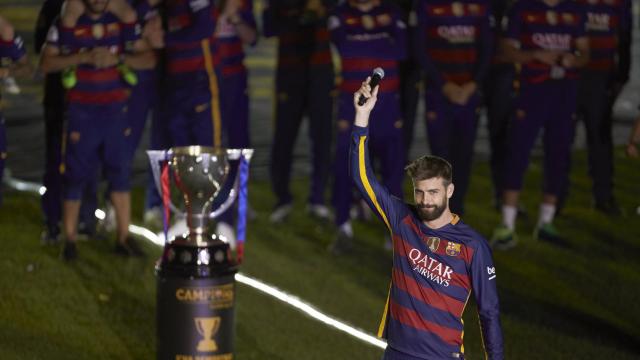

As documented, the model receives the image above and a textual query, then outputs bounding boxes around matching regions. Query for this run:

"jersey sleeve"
[470,239,504,360]
[165,0,215,45]
[0,32,27,63]
[350,125,408,232]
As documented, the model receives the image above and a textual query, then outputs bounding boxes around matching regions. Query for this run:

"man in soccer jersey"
[352,80,503,359]
[491,0,589,248]
[40,0,150,260]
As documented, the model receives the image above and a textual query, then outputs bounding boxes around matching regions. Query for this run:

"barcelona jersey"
[351,125,504,359]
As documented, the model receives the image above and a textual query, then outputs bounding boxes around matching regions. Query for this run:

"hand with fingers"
[354,77,379,127]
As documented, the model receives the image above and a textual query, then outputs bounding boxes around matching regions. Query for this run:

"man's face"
[413,177,452,222]
[84,0,109,14]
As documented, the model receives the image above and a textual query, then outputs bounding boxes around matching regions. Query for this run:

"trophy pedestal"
[156,240,237,360]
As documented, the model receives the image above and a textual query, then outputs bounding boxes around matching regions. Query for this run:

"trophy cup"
[195,317,221,352]
[148,146,253,360]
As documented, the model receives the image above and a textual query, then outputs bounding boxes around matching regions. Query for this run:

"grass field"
[1,147,640,359]
[1,1,640,358]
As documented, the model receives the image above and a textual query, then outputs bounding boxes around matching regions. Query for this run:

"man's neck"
[423,210,454,230]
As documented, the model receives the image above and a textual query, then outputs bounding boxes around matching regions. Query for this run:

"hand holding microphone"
[354,68,384,127]
[357,67,385,106]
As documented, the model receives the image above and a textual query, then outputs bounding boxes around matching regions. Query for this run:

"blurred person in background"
[413,0,493,215]
[40,0,151,260]
[0,14,29,206]
[491,0,589,249]
[213,0,258,242]
[327,0,407,253]
[263,0,336,224]
[568,0,632,216]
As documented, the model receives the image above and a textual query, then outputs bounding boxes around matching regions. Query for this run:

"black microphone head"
[372,67,385,79]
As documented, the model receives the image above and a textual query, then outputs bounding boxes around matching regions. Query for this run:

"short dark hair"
[405,155,452,185]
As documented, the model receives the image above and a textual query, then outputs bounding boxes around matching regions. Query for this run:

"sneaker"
[215,221,236,249]
[144,207,164,230]
[61,241,78,261]
[490,225,518,250]
[1,76,20,94]
[61,67,77,89]
[41,224,61,245]
[595,198,622,217]
[118,64,138,86]
[269,203,292,223]
[534,223,569,247]
[114,237,145,257]
[102,204,116,233]
[329,222,354,255]
[307,204,332,221]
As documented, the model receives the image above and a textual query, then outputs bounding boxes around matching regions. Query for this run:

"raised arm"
[350,79,408,231]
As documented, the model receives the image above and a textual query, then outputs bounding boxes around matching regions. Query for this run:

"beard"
[417,198,447,222]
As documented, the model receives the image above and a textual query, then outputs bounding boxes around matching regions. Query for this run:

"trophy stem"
[186,214,213,244]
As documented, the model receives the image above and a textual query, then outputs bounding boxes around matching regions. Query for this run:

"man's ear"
[446,183,455,199]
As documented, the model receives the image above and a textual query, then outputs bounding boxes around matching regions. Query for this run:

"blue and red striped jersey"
[165,0,219,76]
[503,0,587,84]
[262,0,334,69]
[351,125,504,359]
[577,0,631,73]
[414,0,493,87]
[0,33,26,66]
[328,1,407,94]
[47,15,130,105]
[215,0,257,77]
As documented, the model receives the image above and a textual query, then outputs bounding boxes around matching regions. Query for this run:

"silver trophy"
[147,146,254,247]
[149,146,254,359]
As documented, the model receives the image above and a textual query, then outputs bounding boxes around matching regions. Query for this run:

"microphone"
[357,67,385,106]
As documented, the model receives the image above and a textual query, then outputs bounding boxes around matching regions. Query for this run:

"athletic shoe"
[329,222,354,255]
[490,225,518,250]
[41,224,61,245]
[1,76,20,94]
[534,223,569,247]
[143,207,164,230]
[269,203,292,223]
[306,204,332,221]
[61,241,78,261]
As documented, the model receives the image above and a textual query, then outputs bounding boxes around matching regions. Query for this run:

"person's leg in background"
[306,65,334,220]
[269,68,307,222]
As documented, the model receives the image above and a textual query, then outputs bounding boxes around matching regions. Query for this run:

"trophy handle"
[146,150,185,217]
[208,149,254,219]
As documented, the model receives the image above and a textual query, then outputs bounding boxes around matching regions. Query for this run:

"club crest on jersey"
[361,15,375,30]
[376,14,391,26]
[468,4,481,15]
[546,11,558,25]
[425,237,440,252]
[92,24,105,39]
[451,2,464,17]
[446,242,461,257]
[562,13,575,24]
